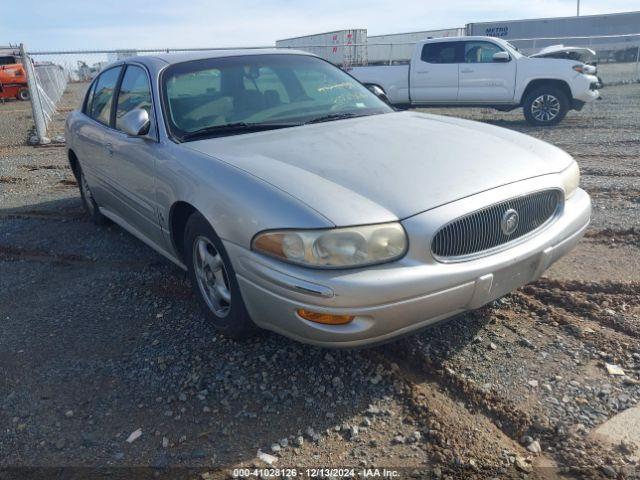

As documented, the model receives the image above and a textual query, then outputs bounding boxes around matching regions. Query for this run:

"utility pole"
[577,0,580,16]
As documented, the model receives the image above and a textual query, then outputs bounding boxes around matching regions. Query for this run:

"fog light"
[297,309,354,325]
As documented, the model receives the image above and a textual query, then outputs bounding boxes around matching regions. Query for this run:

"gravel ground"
[596,63,640,86]
[0,83,638,479]
[0,99,33,148]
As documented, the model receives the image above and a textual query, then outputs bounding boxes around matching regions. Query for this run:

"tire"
[77,166,108,225]
[184,212,257,339]
[523,86,569,126]
[17,88,29,101]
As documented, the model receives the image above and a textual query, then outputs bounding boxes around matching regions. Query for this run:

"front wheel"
[523,87,569,126]
[184,212,257,339]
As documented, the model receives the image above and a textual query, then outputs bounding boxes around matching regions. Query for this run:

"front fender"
[156,143,333,250]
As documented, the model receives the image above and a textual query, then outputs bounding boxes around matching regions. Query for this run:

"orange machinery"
[0,51,29,101]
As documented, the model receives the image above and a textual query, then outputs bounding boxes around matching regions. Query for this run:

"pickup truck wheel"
[78,167,109,225]
[523,87,568,126]
[184,212,257,340]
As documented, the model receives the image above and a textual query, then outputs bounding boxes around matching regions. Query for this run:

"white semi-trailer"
[466,11,640,60]
[367,28,465,65]
[275,29,367,67]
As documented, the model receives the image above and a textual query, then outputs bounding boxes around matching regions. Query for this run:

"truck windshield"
[503,42,523,58]
[162,54,392,141]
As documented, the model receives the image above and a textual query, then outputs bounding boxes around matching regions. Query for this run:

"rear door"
[457,40,517,103]
[409,41,461,103]
[74,66,123,209]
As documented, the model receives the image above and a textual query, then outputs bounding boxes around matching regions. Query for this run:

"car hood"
[184,111,573,226]
[530,45,596,63]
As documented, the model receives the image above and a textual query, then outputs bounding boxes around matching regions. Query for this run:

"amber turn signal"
[297,309,354,325]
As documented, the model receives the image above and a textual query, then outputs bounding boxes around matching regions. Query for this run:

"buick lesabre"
[65,50,591,347]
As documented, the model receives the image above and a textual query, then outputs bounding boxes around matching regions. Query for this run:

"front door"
[105,64,164,246]
[457,41,517,103]
[409,41,460,103]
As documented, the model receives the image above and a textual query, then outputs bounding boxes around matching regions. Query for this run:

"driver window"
[115,65,153,131]
[464,42,503,63]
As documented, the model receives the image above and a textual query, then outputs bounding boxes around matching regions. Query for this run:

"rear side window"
[115,65,152,130]
[88,67,122,125]
[421,42,459,64]
[83,81,97,115]
[464,41,504,63]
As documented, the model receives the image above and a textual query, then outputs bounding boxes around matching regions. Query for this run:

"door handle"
[461,68,474,73]
[416,70,429,74]
[104,143,114,156]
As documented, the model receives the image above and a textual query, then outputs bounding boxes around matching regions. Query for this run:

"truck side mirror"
[366,84,390,104]
[492,51,511,63]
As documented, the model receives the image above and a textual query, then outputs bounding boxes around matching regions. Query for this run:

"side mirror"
[366,84,390,104]
[492,51,511,63]
[120,108,150,136]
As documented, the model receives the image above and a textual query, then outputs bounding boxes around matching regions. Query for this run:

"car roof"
[119,48,314,69]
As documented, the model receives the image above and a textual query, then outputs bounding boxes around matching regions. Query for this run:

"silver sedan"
[65,49,591,347]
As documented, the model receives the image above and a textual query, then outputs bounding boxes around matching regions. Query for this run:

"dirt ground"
[0,81,639,479]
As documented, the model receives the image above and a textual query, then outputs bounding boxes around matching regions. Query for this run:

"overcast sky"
[3,0,639,51]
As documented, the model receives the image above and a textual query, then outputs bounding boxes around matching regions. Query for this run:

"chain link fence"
[20,33,640,144]
[20,44,68,144]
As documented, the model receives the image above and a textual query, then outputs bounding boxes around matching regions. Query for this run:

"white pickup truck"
[350,36,601,126]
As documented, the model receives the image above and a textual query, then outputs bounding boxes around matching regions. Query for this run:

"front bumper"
[227,178,591,348]
[573,74,600,103]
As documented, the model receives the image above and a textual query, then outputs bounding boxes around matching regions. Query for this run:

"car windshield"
[162,54,392,141]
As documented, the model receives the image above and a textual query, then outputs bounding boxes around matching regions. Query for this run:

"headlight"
[252,222,407,268]
[573,64,596,75]
[560,161,580,200]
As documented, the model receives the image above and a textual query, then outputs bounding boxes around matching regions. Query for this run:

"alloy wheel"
[531,94,561,122]
[193,236,231,318]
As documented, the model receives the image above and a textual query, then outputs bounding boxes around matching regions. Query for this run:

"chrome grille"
[432,189,562,261]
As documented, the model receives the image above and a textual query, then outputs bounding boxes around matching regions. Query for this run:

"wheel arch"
[520,79,572,105]
[169,201,200,263]
[67,149,80,181]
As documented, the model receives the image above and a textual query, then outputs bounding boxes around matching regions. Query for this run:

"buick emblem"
[501,209,519,235]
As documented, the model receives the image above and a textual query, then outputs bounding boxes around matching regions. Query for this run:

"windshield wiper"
[304,112,369,124]
[180,122,299,141]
